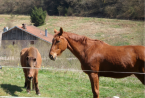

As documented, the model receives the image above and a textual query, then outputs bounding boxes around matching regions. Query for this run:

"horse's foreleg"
[26,80,31,94]
[23,69,27,88]
[32,79,35,90]
[88,73,99,98]
[34,71,40,95]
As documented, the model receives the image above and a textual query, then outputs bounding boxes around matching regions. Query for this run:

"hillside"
[0,0,144,20]
[0,15,144,46]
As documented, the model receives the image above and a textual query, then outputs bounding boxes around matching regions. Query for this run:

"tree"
[30,6,47,26]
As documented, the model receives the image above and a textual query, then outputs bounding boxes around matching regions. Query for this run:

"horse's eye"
[56,40,60,43]
[33,58,36,62]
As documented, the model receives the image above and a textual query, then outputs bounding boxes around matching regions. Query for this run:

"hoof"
[36,89,40,95]
[36,92,40,95]
[27,89,30,94]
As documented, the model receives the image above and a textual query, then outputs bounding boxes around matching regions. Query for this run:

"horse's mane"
[64,32,107,45]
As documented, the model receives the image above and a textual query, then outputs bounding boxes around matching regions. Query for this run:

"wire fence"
[0,65,145,75]
[0,61,145,98]
[0,48,144,98]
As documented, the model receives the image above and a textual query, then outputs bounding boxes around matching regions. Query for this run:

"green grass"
[0,14,144,98]
[0,68,144,98]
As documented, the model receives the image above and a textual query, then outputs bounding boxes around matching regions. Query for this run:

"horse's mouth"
[49,53,57,61]
[27,77,33,81]
[28,78,33,81]
[51,56,56,61]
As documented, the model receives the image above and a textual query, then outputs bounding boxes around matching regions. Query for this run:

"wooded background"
[0,0,144,20]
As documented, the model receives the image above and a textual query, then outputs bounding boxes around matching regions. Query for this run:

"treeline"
[0,0,144,20]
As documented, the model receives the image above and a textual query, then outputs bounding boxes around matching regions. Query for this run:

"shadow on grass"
[0,84,23,96]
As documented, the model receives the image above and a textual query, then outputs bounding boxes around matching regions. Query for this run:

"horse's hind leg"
[134,74,145,85]
[135,64,145,85]
[135,63,145,85]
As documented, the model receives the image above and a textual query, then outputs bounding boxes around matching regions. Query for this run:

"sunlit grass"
[0,14,144,98]
[0,68,144,98]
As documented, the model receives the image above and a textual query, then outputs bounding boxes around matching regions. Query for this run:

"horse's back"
[106,45,145,61]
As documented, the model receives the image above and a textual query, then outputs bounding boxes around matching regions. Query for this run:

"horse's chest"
[81,54,103,69]
[81,60,99,71]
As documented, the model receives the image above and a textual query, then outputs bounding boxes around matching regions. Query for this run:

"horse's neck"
[64,32,93,61]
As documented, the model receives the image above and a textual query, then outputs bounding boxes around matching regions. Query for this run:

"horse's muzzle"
[27,76,33,81]
[49,54,56,61]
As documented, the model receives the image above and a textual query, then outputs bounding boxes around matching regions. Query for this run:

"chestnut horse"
[20,47,42,95]
[49,27,145,98]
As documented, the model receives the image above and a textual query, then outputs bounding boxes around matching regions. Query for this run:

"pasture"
[0,15,144,97]
[0,15,144,46]
[0,67,144,98]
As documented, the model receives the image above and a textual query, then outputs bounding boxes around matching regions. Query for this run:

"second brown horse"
[20,47,42,95]
[49,27,145,98]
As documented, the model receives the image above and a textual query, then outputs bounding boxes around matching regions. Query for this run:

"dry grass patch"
[0,15,144,46]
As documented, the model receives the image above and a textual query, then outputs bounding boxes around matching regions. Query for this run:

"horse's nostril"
[49,55,53,59]
[51,55,53,59]
[27,77,33,80]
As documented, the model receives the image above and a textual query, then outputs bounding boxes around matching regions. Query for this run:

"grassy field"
[0,15,144,98]
[0,14,144,46]
[0,68,144,98]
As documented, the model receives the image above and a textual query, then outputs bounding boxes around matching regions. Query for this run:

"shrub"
[30,6,47,26]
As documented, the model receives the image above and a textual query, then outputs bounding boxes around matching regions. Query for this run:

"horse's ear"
[59,27,63,36]
[54,29,58,33]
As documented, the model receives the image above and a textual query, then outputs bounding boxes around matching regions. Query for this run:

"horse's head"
[49,27,68,61]
[26,56,37,81]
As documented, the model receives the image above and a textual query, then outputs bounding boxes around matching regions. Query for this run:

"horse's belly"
[99,72,132,78]
[99,62,136,78]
